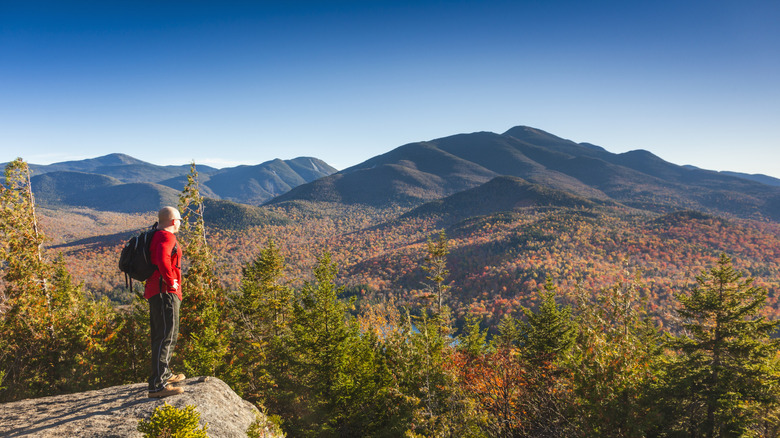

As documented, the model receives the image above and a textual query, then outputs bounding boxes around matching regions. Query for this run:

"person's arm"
[155,232,179,292]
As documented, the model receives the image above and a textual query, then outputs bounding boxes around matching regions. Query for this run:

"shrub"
[246,408,286,438]
[137,402,208,438]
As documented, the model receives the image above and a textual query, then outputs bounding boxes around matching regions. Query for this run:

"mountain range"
[269,126,780,221]
[25,154,337,213]
[20,125,780,312]
[13,126,780,221]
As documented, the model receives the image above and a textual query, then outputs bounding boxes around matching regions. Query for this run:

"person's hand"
[171,279,179,291]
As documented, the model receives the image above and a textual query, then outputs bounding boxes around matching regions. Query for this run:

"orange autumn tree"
[455,280,576,437]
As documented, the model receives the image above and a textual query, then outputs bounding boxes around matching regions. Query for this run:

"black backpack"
[118,223,160,290]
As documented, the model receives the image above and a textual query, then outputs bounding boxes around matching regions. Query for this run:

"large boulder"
[0,377,281,437]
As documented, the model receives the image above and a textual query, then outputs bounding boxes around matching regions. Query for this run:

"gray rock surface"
[0,377,280,437]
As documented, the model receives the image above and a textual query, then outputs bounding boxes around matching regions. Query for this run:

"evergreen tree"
[104,291,150,386]
[494,312,521,349]
[661,254,780,437]
[230,238,292,403]
[400,309,476,438]
[519,277,575,364]
[175,162,233,380]
[402,230,480,436]
[270,252,398,437]
[457,313,489,357]
[421,230,450,319]
[236,238,291,338]
[462,278,575,438]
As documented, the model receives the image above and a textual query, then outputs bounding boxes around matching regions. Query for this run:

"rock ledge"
[0,377,278,437]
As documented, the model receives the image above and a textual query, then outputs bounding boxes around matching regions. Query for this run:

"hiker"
[146,206,186,398]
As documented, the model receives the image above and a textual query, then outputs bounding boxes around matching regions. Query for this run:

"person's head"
[158,206,182,233]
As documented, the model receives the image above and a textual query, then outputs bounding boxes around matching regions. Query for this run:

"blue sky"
[2,1,779,177]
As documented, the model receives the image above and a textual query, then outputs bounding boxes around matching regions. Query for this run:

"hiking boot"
[166,373,186,384]
[148,385,184,398]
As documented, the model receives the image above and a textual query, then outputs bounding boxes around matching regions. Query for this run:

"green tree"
[100,291,149,386]
[568,280,663,437]
[494,312,521,349]
[421,230,451,318]
[269,252,400,436]
[457,313,489,357]
[519,277,575,364]
[175,162,233,380]
[465,278,575,438]
[660,254,780,437]
[236,238,292,338]
[389,308,479,438]
[230,238,292,403]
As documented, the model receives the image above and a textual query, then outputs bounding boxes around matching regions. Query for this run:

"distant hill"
[24,154,337,213]
[269,126,780,221]
[159,157,337,205]
[202,198,290,229]
[25,153,218,183]
[32,171,181,213]
[719,171,780,187]
[403,176,601,224]
[31,171,121,205]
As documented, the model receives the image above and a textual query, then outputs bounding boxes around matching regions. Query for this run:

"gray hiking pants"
[148,291,180,392]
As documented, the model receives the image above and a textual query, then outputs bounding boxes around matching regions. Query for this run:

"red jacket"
[144,230,182,300]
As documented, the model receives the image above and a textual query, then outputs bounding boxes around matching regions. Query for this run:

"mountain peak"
[53,153,149,167]
[502,126,570,144]
[94,153,147,165]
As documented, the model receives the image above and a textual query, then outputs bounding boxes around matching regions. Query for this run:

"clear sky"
[2,0,779,176]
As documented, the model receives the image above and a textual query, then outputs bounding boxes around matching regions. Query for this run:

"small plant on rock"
[246,407,286,438]
[137,402,208,438]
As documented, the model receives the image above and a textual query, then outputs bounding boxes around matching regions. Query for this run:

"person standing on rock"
[146,206,186,398]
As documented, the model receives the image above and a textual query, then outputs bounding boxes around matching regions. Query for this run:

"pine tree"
[401,309,472,437]
[230,238,292,403]
[661,254,780,437]
[462,278,576,438]
[236,238,291,338]
[270,253,358,435]
[109,289,152,386]
[495,312,521,349]
[457,313,489,357]
[267,252,409,437]
[175,162,233,379]
[520,277,575,364]
[421,230,450,318]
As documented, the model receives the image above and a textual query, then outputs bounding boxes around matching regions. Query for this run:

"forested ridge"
[50,200,780,329]
[4,158,780,437]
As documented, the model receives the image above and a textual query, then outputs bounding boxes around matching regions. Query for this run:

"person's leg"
[160,293,181,379]
[148,293,165,391]
[149,292,179,392]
